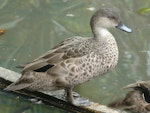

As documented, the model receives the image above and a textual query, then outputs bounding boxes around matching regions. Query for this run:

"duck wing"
[21,36,89,73]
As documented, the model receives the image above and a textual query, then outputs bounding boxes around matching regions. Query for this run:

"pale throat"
[94,27,113,38]
[93,26,118,51]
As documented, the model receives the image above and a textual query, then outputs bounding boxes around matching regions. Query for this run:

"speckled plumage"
[5,8,132,105]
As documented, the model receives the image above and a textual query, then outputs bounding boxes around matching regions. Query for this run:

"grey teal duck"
[5,8,132,105]
[109,81,150,113]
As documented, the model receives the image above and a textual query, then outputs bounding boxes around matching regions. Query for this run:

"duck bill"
[116,22,132,33]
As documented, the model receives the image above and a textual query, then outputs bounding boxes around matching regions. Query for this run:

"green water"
[0,0,149,113]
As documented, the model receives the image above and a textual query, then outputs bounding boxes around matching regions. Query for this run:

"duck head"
[90,8,132,34]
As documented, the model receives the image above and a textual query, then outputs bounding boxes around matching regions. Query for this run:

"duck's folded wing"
[21,37,87,72]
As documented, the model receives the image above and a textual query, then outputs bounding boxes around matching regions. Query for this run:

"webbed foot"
[65,87,90,106]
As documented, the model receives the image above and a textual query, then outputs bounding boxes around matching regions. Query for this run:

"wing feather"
[20,36,88,72]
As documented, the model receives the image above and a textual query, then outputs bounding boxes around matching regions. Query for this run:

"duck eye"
[108,16,115,19]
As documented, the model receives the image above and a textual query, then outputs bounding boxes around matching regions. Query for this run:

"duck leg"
[65,87,91,106]
[65,86,75,105]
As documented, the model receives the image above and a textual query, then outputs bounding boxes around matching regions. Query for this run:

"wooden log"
[0,67,125,113]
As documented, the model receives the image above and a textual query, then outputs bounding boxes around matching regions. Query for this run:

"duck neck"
[91,26,118,53]
[92,27,113,41]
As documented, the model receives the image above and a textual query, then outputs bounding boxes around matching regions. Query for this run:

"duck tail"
[4,83,32,91]
[4,82,32,91]
[4,72,56,91]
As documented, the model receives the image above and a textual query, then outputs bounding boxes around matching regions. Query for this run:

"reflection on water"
[0,91,67,113]
[0,0,149,112]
